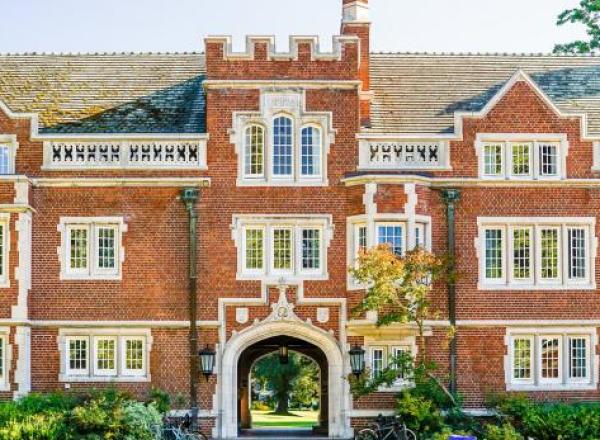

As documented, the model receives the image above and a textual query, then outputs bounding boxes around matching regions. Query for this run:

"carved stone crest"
[235,307,249,324]
[316,307,330,323]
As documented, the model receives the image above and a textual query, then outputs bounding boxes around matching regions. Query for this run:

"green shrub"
[396,390,446,435]
[0,389,163,440]
[483,423,523,440]
[148,387,171,414]
[492,394,600,440]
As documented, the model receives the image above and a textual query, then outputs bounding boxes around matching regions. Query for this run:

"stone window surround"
[57,217,127,281]
[58,328,152,383]
[0,213,10,288]
[476,217,597,291]
[364,336,417,392]
[504,327,599,392]
[230,91,335,187]
[0,134,18,175]
[0,327,11,391]
[231,214,333,282]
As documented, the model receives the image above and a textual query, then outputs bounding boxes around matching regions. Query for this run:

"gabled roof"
[369,53,600,135]
[0,53,206,134]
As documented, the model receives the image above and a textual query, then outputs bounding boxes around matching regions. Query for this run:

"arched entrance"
[217,319,352,439]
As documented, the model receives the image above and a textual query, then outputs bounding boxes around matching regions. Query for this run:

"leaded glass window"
[273,116,293,176]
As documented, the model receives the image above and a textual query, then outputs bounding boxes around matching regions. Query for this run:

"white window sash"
[272,115,294,180]
[94,224,119,275]
[93,336,118,377]
[242,226,266,275]
[0,144,14,175]
[243,124,265,179]
[66,336,89,376]
[0,335,5,384]
[391,346,411,383]
[536,225,562,285]
[66,225,90,275]
[567,335,591,384]
[510,335,535,385]
[299,124,323,179]
[375,222,406,256]
[509,226,534,285]
[538,335,563,385]
[482,142,505,178]
[565,226,589,284]
[121,337,147,377]
[536,141,561,179]
[508,142,533,179]
[370,347,385,378]
[0,221,8,285]
[298,227,322,275]
[482,226,506,285]
[270,226,294,274]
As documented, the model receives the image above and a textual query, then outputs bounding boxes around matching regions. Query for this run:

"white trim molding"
[476,217,597,290]
[0,134,18,175]
[230,91,335,187]
[57,328,152,383]
[0,327,12,392]
[57,217,127,281]
[504,326,599,392]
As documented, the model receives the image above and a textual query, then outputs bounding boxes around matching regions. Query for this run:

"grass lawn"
[251,410,320,428]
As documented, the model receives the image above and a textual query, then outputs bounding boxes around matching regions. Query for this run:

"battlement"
[204,35,361,81]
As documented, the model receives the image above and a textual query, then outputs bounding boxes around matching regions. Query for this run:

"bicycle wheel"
[394,427,417,440]
[355,428,378,440]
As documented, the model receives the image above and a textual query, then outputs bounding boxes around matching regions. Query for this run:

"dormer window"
[232,92,334,186]
[476,134,567,180]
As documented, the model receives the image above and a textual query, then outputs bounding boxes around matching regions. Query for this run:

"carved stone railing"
[358,139,450,170]
[43,138,207,170]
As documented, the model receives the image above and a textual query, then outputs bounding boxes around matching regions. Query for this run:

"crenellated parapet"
[204,35,361,81]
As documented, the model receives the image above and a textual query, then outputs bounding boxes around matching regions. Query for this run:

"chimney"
[341,0,371,127]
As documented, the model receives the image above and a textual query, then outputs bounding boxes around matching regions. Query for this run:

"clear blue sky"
[0,0,588,54]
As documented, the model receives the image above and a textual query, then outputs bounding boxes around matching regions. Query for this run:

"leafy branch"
[554,0,600,54]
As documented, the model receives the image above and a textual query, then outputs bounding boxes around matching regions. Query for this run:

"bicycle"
[152,413,209,440]
[355,414,417,440]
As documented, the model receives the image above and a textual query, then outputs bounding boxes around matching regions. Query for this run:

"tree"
[252,352,319,415]
[349,245,455,404]
[554,0,600,54]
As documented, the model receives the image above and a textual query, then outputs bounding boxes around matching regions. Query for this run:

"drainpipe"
[181,188,199,429]
[441,189,460,396]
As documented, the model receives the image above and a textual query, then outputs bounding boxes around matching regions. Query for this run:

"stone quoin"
[0,0,599,438]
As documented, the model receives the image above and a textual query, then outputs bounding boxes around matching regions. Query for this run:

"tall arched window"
[273,116,293,176]
[301,126,322,177]
[244,125,264,177]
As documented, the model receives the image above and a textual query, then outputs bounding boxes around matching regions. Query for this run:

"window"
[61,331,150,381]
[123,337,146,377]
[479,218,595,289]
[273,116,293,177]
[477,136,566,180]
[235,216,330,280]
[0,145,12,175]
[301,229,321,270]
[60,218,124,280]
[507,330,595,390]
[244,125,265,177]
[94,337,117,376]
[483,143,503,176]
[273,228,293,271]
[234,92,331,186]
[0,218,9,286]
[371,348,384,378]
[377,224,404,256]
[244,228,264,272]
[301,126,322,177]
[0,335,5,386]
[67,337,88,376]
[415,223,427,249]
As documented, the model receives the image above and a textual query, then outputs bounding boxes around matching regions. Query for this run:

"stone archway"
[216,319,351,439]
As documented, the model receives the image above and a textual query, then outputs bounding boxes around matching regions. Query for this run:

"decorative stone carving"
[235,307,249,324]
[317,307,330,323]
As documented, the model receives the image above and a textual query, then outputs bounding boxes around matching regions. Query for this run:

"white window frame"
[0,135,18,175]
[370,346,385,378]
[0,214,10,288]
[232,92,333,187]
[509,335,535,385]
[505,328,597,391]
[243,124,266,179]
[363,337,417,392]
[476,134,568,180]
[0,329,11,391]
[242,225,266,275]
[375,222,406,257]
[508,226,534,285]
[121,336,147,378]
[65,336,89,377]
[59,329,151,382]
[58,217,126,281]
[482,226,506,285]
[93,336,118,377]
[233,215,332,282]
[477,217,596,290]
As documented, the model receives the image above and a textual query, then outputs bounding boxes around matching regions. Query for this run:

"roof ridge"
[370,51,600,58]
[0,51,205,57]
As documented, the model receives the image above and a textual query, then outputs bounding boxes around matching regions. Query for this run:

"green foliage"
[148,387,171,414]
[554,0,600,54]
[490,393,600,440]
[0,389,163,440]
[483,423,523,440]
[396,390,446,435]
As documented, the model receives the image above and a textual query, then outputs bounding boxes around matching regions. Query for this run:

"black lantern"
[199,346,216,380]
[349,345,365,378]
[279,345,289,364]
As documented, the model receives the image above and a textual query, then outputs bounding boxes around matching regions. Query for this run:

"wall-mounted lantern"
[279,344,289,364]
[199,346,216,380]
[349,345,365,378]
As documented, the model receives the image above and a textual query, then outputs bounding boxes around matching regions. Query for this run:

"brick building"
[0,1,599,438]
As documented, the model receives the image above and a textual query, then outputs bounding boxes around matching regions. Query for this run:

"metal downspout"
[441,189,460,396]
[181,188,200,429]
